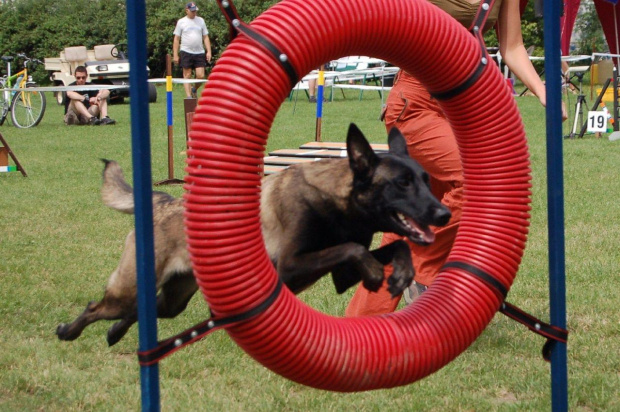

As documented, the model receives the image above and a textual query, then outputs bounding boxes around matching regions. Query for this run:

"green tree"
[483,2,544,50]
[0,0,278,83]
[483,2,544,72]
[574,0,608,55]
[146,0,277,77]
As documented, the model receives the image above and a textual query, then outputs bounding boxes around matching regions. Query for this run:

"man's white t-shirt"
[173,16,209,55]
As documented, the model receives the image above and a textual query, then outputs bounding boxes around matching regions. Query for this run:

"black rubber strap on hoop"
[442,261,568,362]
[467,0,497,38]
[443,261,508,299]
[215,0,298,88]
[215,0,241,40]
[500,301,569,362]
[137,279,283,366]
[430,0,496,100]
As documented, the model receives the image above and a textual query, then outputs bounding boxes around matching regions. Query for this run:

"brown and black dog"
[56,124,450,346]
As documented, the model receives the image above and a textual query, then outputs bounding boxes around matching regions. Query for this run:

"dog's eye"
[397,177,411,189]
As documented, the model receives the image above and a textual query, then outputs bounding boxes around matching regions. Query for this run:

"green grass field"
[1,83,619,411]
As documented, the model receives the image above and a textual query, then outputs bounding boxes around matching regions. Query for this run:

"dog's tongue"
[405,216,435,243]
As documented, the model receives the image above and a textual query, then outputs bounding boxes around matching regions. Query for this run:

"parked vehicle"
[44,43,157,105]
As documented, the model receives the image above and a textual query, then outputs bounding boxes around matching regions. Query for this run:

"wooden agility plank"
[263,156,325,165]
[263,155,334,174]
[263,164,288,175]
[299,141,388,152]
[268,148,348,158]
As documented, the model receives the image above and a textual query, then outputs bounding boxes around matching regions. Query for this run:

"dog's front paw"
[362,276,383,293]
[386,272,413,298]
[332,267,361,294]
[387,261,414,298]
[360,257,385,293]
[384,241,415,298]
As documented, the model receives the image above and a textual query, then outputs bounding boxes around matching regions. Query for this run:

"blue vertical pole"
[125,0,160,411]
[542,1,568,411]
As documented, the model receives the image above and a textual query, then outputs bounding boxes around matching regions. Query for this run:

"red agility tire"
[184,0,530,391]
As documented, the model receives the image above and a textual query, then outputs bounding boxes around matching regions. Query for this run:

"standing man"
[65,66,116,126]
[173,2,212,98]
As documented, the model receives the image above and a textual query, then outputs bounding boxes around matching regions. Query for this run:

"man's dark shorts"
[180,51,206,69]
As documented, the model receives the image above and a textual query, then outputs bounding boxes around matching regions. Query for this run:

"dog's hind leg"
[156,273,198,318]
[56,301,103,341]
[106,310,138,346]
[56,295,134,342]
[58,262,138,343]
[105,273,197,346]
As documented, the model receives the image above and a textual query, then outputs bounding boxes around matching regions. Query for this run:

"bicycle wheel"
[10,85,46,128]
[0,89,11,126]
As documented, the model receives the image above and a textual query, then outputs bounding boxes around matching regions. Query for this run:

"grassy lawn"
[1,81,619,411]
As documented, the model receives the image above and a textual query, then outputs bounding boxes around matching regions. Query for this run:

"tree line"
[0,0,276,84]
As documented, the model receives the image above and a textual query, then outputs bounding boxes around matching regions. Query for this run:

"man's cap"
[186,2,198,11]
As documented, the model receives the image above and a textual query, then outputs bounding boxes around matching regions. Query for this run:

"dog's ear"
[347,123,379,180]
[387,126,409,158]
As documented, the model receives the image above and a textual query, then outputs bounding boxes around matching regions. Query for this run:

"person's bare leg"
[183,67,193,98]
[69,101,93,120]
[308,78,317,102]
[194,67,206,97]
[192,67,205,96]
[98,99,108,118]
[69,101,98,124]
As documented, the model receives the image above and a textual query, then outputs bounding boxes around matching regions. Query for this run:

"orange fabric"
[345,71,463,317]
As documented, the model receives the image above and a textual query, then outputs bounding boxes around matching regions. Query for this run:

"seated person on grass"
[64,66,116,126]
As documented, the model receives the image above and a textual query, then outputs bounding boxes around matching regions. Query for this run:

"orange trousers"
[345,71,464,317]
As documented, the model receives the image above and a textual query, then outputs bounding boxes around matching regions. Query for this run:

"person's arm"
[497,0,567,119]
[67,88,89,104]
[173,35,181,65]
[204,35,212,62]
[94,88,110,104]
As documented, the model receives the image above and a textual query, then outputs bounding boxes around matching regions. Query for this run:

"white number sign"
[587,111,607,133]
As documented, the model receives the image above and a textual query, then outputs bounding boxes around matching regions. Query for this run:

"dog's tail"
[101,159,136,214]
[101,159,177,215]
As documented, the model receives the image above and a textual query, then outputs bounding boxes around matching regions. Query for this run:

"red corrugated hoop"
[184,0,530,391]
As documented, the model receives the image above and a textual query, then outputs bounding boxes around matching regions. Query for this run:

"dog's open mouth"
[395,212,435,245]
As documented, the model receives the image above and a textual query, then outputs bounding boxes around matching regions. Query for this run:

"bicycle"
[0,53,47,128]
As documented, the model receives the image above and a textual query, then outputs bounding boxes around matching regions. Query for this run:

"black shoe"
[403,281,428,305]
[191,87,197,99]
[308,96,317,103]
[89,116,101,126]
[100,116,116,125]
